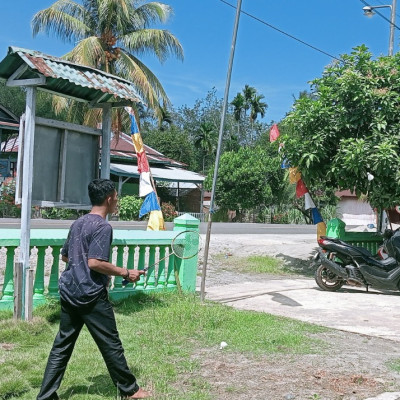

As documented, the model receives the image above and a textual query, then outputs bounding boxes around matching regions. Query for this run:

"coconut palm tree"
[194,122,215,174]
[32,0,184,119]
[250,94,267,123]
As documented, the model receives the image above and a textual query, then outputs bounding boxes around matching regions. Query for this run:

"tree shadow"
[276,252,317,278]
[112,291,172,316]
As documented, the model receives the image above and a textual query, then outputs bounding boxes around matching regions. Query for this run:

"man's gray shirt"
[60,213,112,306]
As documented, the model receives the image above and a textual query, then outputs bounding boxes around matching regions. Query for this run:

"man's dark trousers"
[37,292,139,400]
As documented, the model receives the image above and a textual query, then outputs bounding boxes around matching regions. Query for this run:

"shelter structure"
[0,46,143,319]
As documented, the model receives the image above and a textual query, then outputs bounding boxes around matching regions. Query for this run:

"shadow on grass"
[112,291,172,316]
[276,253,316,278]
[61,373,111,398]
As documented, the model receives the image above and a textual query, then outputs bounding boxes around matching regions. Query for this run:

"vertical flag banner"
[296,178,309,198]
[304,192,316,210]
[288,167,301,184]
[269,124,280,142]
[125,107,165,230]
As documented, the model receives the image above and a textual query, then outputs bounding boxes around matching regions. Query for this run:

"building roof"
[0,104,19,133]
[110,163,205,183]
[109,132,186,167]
[0,47,143,106]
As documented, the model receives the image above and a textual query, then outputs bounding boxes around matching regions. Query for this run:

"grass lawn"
[214,254,295,275]
[0,292,325,399]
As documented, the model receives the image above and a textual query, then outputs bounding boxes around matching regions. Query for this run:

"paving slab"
[204,279,400,342]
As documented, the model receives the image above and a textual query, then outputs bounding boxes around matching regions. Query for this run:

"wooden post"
[19,86,36,320]
[13,262,23,320]
[101,103,112,179]
[26,269,34,320]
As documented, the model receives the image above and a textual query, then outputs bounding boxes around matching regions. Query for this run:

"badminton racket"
[122,230,202,286]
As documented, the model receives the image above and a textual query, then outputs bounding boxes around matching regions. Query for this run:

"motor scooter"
[314,229,400,292]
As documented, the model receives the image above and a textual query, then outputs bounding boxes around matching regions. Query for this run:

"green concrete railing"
[326,218,383,255]
[0,214,200,311]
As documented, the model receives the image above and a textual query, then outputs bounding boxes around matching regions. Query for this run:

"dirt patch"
[192,234,400,400]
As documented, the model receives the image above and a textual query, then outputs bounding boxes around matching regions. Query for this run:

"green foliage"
[118,195,143,221]
[205,145,285,211]
[282,46,400,209]
[0,179,21,218]
[142,125,197,170]
[41,207,84,220]
[160,201,177,222]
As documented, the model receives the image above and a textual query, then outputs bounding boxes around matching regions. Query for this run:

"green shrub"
[0,179,21,217]
[41,207,82,220]
[161,202,177,222]
[118,195,143,220]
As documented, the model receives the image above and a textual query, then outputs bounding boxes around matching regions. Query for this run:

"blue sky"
[0,0,398,122]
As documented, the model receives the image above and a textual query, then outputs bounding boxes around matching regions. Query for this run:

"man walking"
[37,179,151,399]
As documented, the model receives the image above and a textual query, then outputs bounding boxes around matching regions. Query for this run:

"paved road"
[0,218,317,234]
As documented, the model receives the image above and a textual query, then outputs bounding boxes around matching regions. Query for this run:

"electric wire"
[218,0,341,61]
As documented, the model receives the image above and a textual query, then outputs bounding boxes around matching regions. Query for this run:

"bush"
[41,207,83,220]
[161,202,177,222]
[0,179,21,218]
[118,195,143,221]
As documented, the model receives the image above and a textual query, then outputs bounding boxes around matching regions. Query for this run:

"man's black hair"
[88,179,116,206]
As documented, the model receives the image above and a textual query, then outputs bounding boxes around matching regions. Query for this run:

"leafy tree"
[281,46,400,210]
[142,125,197,170]
[32,0,183,118]
[205,145,285,212]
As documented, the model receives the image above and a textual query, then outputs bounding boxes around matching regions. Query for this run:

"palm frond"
[32,0,91,43]
[131,2,173,29]
[63,36,106,68]
[121,29,183,63]
[98,0,132,36]
[115,50,169,112]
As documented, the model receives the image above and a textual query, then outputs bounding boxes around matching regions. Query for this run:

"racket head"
[171,230,202,259]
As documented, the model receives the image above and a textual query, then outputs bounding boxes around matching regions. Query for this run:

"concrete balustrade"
[0,214,200,311]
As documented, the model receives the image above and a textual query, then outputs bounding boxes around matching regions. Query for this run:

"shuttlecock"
[219,341,228,350]
[367,172,374,181]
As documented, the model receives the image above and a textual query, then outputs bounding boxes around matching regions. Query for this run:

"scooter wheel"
[315,264,345,291]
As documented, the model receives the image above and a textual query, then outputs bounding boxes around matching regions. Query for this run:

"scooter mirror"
[367,224,375,229]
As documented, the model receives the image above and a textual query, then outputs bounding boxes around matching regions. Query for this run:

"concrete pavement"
[205,278,400,341]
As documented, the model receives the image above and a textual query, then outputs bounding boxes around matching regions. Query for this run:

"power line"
[219,0,341,61]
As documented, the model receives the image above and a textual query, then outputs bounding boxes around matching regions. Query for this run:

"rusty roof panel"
[0,47,143,105]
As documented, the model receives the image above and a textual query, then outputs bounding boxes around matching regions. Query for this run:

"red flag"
[269,124,280,142]
[137,151,150,173]
[296,178,309,198]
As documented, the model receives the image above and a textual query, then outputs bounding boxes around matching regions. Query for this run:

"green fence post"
[146,245,156,289]
[157,246,166,288]
[1,246,16,302]
[136,245,146,290]
[114,245,125,289]
[173,214,200,292]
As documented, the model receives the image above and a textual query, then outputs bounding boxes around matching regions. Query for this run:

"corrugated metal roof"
[110,163,205,183]
[109,132,186,167]
[0,47,143,105]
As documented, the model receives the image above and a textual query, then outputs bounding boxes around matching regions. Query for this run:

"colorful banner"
[125,107,165,230]
[269,124,280,142]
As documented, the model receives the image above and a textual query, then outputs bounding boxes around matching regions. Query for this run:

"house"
[335,190,376,227]
[0,105,19,184]
[108,131,205,214]
[1,126,205,215]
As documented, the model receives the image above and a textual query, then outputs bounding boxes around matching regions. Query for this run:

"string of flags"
[269,124,326,238]
[125,107,165,231]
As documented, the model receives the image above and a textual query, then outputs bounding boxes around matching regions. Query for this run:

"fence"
[176,211,206,222]
[0,214,200,311]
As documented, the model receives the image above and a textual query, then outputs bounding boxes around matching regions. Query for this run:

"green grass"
[0,292,325,399]
[216,254,294,275]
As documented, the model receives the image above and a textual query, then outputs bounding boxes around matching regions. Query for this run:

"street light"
[362,0,397,56]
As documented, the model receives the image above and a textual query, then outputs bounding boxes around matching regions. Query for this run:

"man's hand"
[124,269,145,283]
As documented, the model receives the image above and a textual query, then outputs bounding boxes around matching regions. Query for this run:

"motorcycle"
[313,229,400,292]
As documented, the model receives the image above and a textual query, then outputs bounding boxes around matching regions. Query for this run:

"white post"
[19,86,36,320]
[101,104,112,179]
